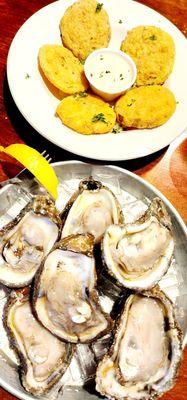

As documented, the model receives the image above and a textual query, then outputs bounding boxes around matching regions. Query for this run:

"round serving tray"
[0,161,186,400]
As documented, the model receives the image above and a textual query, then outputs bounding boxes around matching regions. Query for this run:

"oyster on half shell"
[96,288,182,400]
[0,196,61,288]
[4,289,72,396]
[61,177,124,244]
[33,233,111,343]
[102,198,174,290]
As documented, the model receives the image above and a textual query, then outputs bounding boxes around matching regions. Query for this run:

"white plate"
[7,0,187,161]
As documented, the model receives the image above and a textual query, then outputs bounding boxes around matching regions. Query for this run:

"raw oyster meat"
[0,196,61,287]
[33,233,111,343]
[61,177,124,243]
[102,198,174,290]
[96,288,182,400]
[4,289,72,396]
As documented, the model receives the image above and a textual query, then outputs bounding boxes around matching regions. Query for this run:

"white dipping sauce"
[87,52,134,92]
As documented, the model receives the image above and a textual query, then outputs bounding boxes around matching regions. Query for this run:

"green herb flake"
[149,34,157,41]
[119,19,123,24]
[90,73,93,77]
[80,59,85,65]
[96,3,103,13]
[127,98,136,107]
[176,101,179,104]
[92,113,107,123]
[79,92,88,98]
[105,70,110,74]
[120,73,124,80]
[25,73,31,79]
[100,55,104,61]
[99,72,104,78]
[74,92,88,99]
[112,124,122,134]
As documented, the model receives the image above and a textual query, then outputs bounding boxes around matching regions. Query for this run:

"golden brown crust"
[56,93,116,134]
[121,26,175,86]
[60,0,111,61]
[39,44,88,94]
[115,85,176,129]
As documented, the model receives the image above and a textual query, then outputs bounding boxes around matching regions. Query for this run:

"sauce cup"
[84,48,137,101]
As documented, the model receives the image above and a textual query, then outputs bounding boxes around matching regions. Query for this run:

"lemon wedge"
[0,144,58,199]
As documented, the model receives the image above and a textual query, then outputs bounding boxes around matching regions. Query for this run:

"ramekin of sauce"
[84,48,137,101]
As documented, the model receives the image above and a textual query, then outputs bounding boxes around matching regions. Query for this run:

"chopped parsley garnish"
[112,124,122,134]
[120,73,124,80]
[176,101,179,104]
[99,72,104,78]
[119,19,123,24]
[96,3,103,13]
[127,98,136,107]
[74,92,88,98]
[100,55,104,60]
[80,59,85,65]
[105,70,110,74]
[90,73,93,77]
[25,73,30,79]
[92,113,107,123]
[149,34,157,41]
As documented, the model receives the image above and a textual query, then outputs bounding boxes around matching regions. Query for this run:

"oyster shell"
[61,177,124,244]
[0,196,61,288]
[33,233,111,343]
[102,198,174,290]
[4,289,72,396]
[96,288,183,400]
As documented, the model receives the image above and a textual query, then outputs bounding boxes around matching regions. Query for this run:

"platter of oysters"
[0,161,186,400]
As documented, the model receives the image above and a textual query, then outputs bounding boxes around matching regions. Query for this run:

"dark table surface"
[0,1,187,399]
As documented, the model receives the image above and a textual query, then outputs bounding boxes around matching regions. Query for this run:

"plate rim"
[6,0,187,161]
[0,160,186,400]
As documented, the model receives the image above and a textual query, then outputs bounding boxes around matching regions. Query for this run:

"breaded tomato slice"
[56,93,116,134]
[60,0,111,61]
[39,45,88,94]
[115,86,176,129]
[121,26,175,86]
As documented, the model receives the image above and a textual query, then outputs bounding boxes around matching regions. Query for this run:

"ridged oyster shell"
[96,288,183,400]
[61,177,124,244]
[102,198,174,290]
[3,289,72,396]
[0,196,61,288]
[33,233,112,343]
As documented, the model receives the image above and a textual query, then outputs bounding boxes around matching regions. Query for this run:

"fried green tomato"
[115,86,176,129]
[39,45,88,94]
[60,0,111,61]
[56,94,116,134]
[121,26,175,86]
